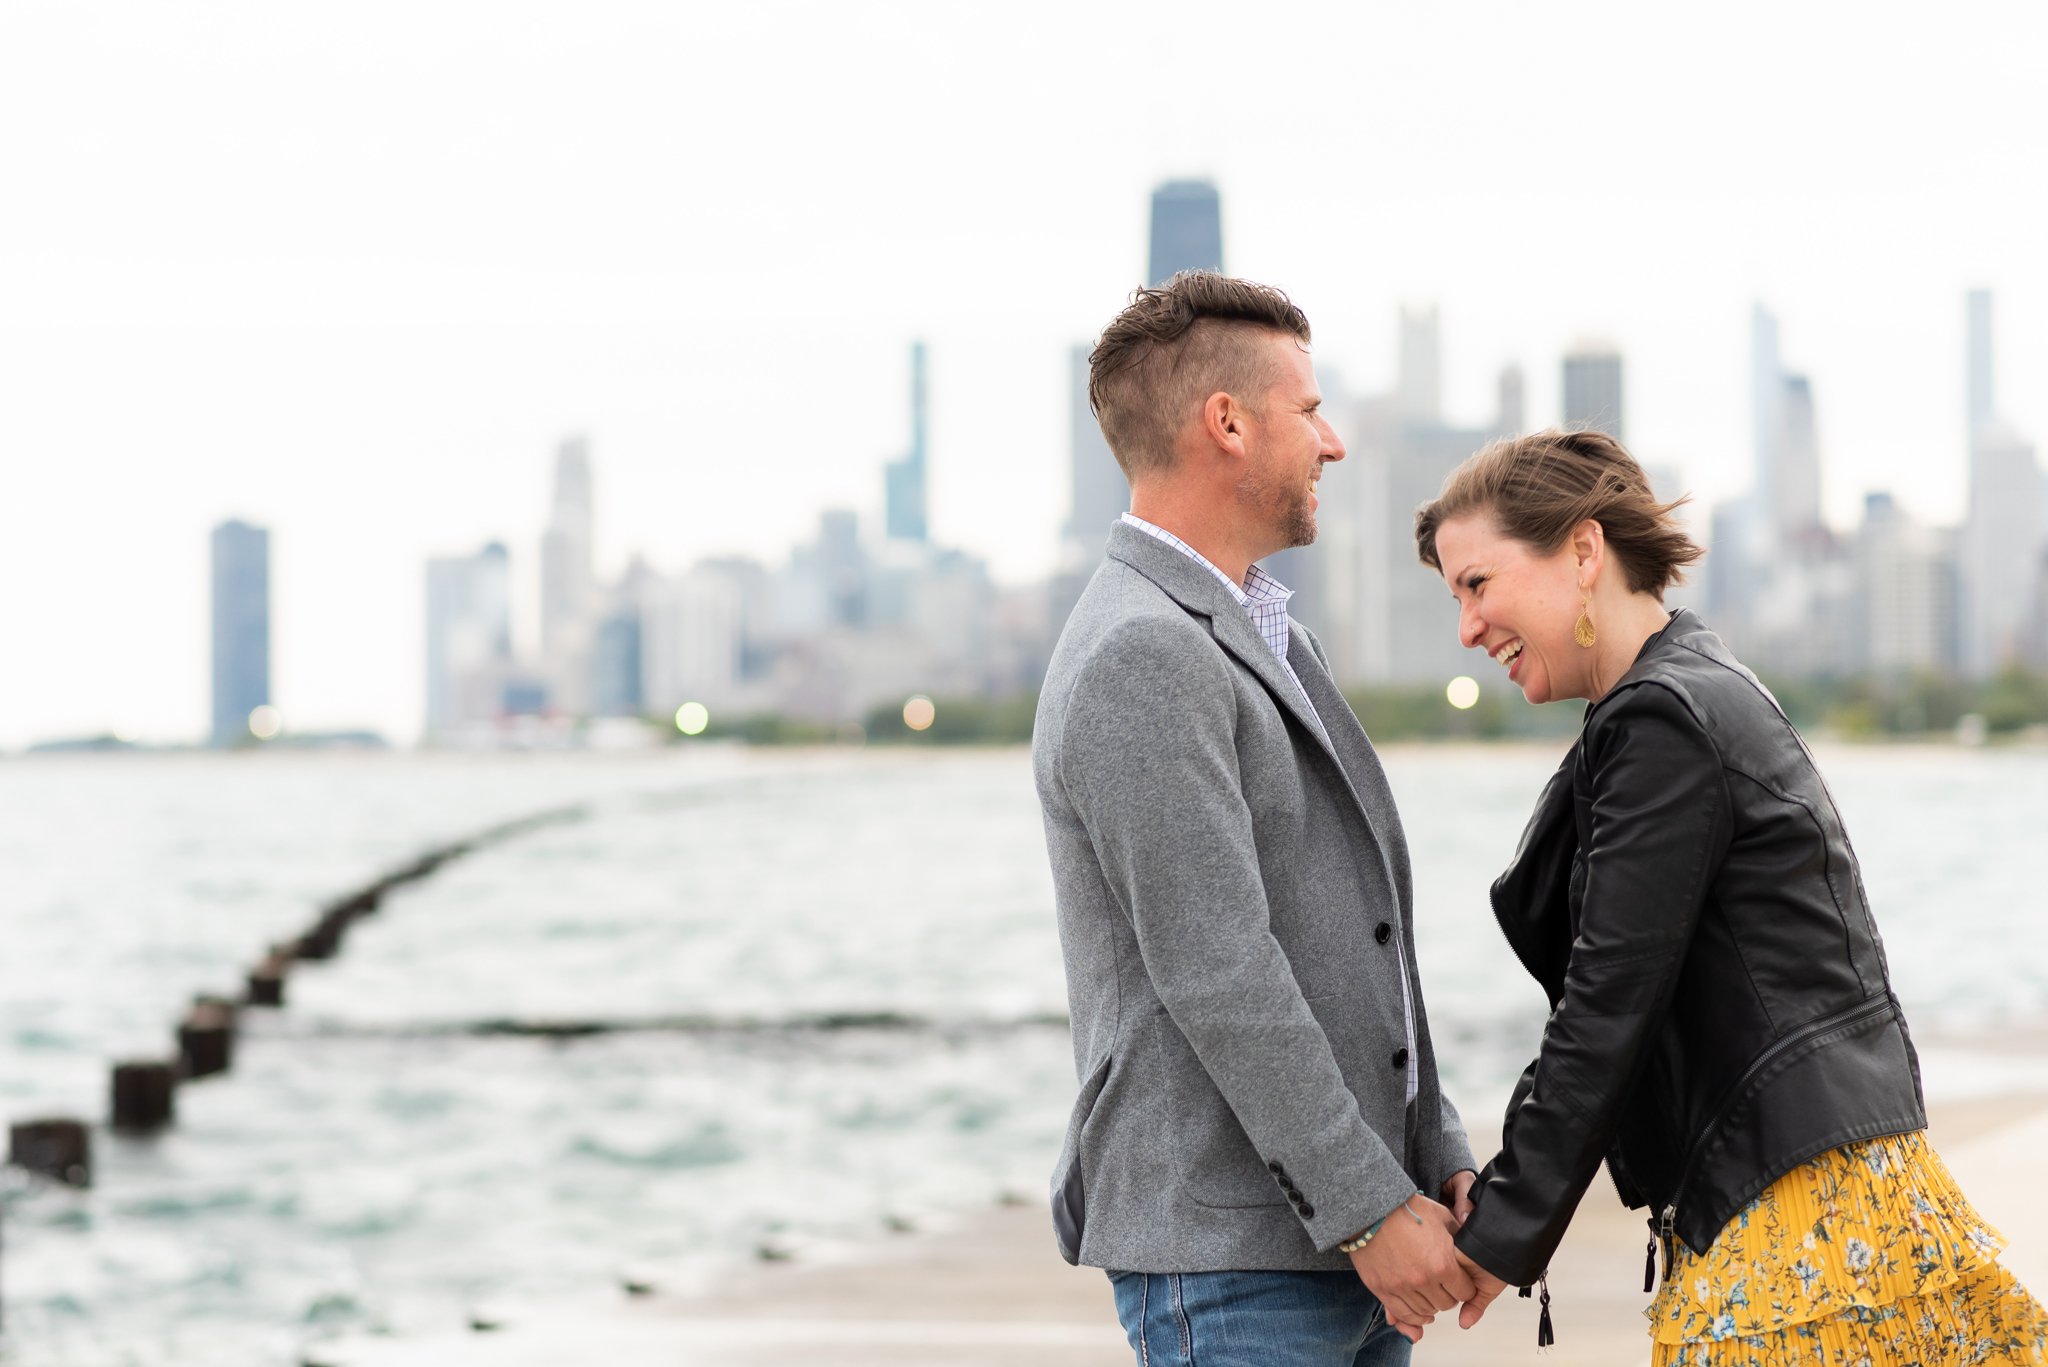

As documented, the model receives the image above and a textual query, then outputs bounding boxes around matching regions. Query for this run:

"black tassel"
[1644,1238,1656,1293]
[1535,1276,1554,1348]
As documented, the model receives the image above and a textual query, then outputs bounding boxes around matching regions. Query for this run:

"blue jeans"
[1108,1269,1412,1367]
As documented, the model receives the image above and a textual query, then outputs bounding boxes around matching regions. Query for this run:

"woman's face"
[1434,511,1591,705]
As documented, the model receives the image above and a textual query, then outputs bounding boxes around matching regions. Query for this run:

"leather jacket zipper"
[1646,1203,1676,1291]
[1655,994,1895,1249]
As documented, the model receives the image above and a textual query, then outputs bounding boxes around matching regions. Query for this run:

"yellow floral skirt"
[1647,1131,2048,1365]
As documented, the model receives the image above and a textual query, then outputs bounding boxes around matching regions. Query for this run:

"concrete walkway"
[320,1089,2048,1367]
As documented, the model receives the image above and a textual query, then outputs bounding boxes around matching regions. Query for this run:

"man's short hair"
[1087,272,1312,481]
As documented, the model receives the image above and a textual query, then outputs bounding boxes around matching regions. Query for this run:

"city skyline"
[150,268,2044,749]
[4,2,2046,746]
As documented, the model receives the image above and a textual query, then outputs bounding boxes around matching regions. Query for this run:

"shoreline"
[318,1060,2048,1367]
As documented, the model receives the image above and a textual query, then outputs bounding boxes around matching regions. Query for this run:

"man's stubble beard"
[1239,458,1318,554]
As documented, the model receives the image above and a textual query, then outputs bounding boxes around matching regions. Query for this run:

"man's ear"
[1200,390,1249,459]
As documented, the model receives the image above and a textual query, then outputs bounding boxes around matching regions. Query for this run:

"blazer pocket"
[1151,1027,1290,1211]
[1051,1052,1113,1263]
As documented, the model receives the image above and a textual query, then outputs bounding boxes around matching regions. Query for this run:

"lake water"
[3,743,2045,1364]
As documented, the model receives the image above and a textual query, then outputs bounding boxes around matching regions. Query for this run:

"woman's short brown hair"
[1414,428,1703,598]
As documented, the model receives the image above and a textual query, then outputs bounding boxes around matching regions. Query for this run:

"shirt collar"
[1118,513,1297,658]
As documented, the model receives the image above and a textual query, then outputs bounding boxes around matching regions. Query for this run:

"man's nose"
[1320,420,1346,463]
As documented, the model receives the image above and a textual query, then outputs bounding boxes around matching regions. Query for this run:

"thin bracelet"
[1337,1192,1425,1253]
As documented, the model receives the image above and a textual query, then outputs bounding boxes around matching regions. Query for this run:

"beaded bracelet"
[1337,1192,1426,1253]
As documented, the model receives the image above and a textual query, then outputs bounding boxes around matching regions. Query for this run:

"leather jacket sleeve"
[1455,683,1732,1286]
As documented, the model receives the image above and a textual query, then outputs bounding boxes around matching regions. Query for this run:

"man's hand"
[1454,1249,1510,1329]
[1346,1196,1477,1342]
[1439,1169,1477,1227]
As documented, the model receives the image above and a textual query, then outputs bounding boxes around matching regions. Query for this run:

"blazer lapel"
[1105,524,1344,760]
[1288,625,1407,892]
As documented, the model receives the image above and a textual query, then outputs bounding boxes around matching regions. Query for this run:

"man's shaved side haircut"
[1087,272,1312,481]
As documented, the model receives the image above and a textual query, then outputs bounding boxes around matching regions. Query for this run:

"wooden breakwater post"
[246,950,289,1006]
[177,1001,236,1079]
[110,1060,177,1132]
[8,1118,91,1187]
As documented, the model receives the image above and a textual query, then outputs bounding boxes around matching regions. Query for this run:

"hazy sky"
[4,1,2044,746]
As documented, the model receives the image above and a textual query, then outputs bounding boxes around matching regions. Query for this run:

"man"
[1032,272,1477,1365]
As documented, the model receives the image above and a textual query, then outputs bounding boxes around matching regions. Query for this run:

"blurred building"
[1057,176,1225,608]
[209,519,272,745]
[883,341,930,543]
[424,542,513,738]
[1958,290,2048,676]
[1061,342,1128,577]
[642,559,756,720]
[539,436,596,715]
[1707,303,1844,670]
[1396,305,1442,424]
[1319,309,1521,684]
[1964,420,2044,674]
[1856,493,1959,674]
[1750,303,1784,565]
[1562,344,1624,440]
[1774,374,1824,547]
[590,556,654,719]
[1148,179,1223,284]
[1496,363,1527,436]
[1967,287,1994,434]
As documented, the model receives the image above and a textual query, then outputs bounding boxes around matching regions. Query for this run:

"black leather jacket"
[1454,610,1926,1287]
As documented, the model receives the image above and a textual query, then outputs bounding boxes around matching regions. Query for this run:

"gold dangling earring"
[1574,594,1597,649]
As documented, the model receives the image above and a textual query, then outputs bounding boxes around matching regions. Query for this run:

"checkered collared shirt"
[1120,513,1418,1104]
[1119,514,1325,737]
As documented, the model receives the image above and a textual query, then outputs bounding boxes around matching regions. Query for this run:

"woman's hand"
[1454,1250,1510,1328]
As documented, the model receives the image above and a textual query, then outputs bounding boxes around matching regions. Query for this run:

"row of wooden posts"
[5,806,587,1192]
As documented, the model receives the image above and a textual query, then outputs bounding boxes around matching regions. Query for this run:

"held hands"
[1441,1169,1477,1227]
[1455,1250,1510,1329]
[1344,1195,1476,1343]
[1345,1171,1501,1342]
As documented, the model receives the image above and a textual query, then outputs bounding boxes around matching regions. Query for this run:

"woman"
[1413,427,2047,1364]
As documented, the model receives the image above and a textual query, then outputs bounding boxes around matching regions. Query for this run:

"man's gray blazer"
[1033,520,1473,1272]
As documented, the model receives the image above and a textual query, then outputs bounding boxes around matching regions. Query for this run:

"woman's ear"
[1572,519,1606,588]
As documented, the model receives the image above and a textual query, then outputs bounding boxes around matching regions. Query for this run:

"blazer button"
[1392,1047,1410,1069]
[1375,922,1392,945]
[1299,1204,1316,1219]
[1268,1161,1286,1175]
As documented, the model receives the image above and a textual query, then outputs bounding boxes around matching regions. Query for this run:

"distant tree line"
[682,665,2048,747]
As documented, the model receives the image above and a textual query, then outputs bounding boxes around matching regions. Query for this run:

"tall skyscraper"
[1396,305,1442,423]
[1775,374,1823,542]
[1561,344,1624,441]
[1496,365,1526,436]
[1147,179,1223,284]
[591,557,654,719]
[884,341,930,542]
[210,519,271,745]
[1967,288,1994,437]
[1964,421,2044,674]
[1745,305,1825,557]
[1064,343,1128,569]
[424,542,513,737]
[540,437,596,715]
[1751,302,1783,552]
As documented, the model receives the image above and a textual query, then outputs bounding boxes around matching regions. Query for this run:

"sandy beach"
[318,1044,2048,1367]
